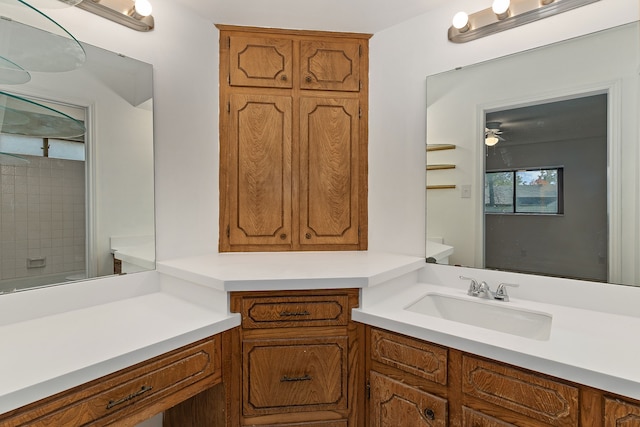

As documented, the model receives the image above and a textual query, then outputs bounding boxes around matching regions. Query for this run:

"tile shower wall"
[0,156,85,281]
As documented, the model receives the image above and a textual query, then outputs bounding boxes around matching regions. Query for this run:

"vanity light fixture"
[448,0,599,43]
[75,0,154,31]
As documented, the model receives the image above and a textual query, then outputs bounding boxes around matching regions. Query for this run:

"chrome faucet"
[459,276,518,302]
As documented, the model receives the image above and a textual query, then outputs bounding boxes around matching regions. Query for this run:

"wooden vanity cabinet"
[218,25,370,252]
[366,326,640,427]
[225,289,364,426]
[367,328,450,427]
[0,335,221,427]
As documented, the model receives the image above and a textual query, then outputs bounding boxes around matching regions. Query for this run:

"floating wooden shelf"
[427,164,455,171]
[426,144,456,152]
[427,185,456,190]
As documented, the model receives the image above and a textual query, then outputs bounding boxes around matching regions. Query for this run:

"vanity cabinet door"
[226,93,293,248]
[604,397,640,426]
[299,96,360,246]
[300,40,361,92]
[462,407,517,427]
[369,370,448,427]
[462,356,579,427]
[228,35,293,88]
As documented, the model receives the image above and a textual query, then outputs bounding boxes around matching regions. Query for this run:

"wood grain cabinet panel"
[369,370,448,427]
[369,328,447,386]
[229,36,293,88]
[0,336,221,427]
[299,96,360,246]
[243,336,348,416]
[300,40,361,92]
[462,356,579,427]
[604,397,640,426]
[462,406,517,427]
[227,93,293,247]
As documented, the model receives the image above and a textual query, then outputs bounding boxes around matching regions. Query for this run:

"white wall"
[43,0,639,264]
[368,0,639,257]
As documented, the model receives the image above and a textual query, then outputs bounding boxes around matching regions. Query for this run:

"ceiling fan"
[485,121,505,146]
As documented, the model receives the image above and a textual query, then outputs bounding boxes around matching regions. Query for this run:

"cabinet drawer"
[243,336,347,416]
[370,371,448,427]
[370,328,447,385]
[462,407,517,427]
[604,397,640,426]
[240,294,349,328]
[2,337,220,427]
[462,356,578,427]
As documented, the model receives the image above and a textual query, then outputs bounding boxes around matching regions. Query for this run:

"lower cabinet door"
[604,397,640,426]
[369,371,448,427]
[462,407,517,427]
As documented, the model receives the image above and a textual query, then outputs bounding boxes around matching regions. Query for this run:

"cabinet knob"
[280,233,287,240]
[305,233,311,239]
[305,75,312,83]
[281,74,288,81]
[423,408,435,420]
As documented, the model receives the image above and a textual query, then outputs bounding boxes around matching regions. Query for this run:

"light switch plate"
[461,185,471,198]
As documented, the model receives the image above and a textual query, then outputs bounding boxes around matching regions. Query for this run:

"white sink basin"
[405,293,552,340]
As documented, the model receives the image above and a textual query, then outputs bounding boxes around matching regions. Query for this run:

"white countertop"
[157,251,426,291]
[354,276,640,400]
[0,271,240,414]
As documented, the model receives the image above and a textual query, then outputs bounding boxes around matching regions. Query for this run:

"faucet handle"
[460,276,480,296]
[494,283,519,302]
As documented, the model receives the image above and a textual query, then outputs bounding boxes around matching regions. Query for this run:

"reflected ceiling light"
[448,0,599,43]
[485,135,500,146]
[75,0,154,31]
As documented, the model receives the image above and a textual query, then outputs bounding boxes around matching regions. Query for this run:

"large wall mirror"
[0,1,155,293]
[426,21,639,287]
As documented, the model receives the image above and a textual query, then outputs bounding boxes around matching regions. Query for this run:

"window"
[485,168,563,214]
[0,134,85,161]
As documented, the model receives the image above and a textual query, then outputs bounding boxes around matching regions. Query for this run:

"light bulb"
[492,0,510,17]
[134,0,152,17]
[485,135,499,146]
[452,11,469,31]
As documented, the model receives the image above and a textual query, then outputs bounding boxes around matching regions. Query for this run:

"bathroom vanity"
[1,252,640,426]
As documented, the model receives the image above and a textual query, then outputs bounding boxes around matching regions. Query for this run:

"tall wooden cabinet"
[218,26,370,252]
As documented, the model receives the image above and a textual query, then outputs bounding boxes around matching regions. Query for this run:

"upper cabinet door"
[227,93,293,247]
[229,36,293,88]
[300,40,360,92]
[299,96,360,246]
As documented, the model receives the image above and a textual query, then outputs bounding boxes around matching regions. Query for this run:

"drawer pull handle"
[281,374,312,382]
[279,310,311,317]
[106,385,153,410]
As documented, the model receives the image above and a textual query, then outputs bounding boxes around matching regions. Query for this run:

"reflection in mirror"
[426,21,639,287]
[0,7,155,294]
